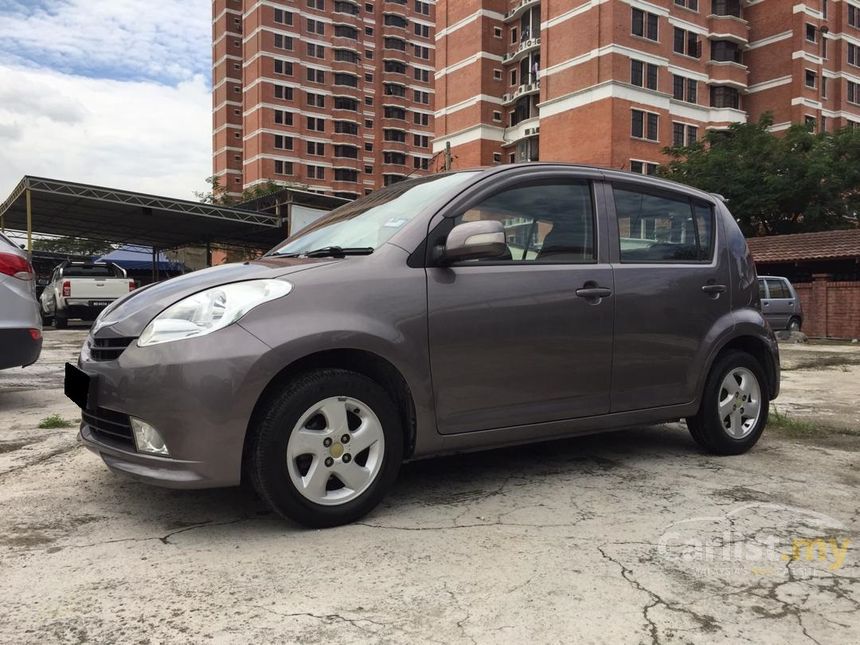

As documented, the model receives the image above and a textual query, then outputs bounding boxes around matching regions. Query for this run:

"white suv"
[0,233,42,369]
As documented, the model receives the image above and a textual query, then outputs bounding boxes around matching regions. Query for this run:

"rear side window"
[453,181,595,263]
[766,278,791,299]
[613,186,714,262]
[758,279,768,299]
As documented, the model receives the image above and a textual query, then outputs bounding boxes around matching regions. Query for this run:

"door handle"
[576,286,612,300]
[701,284,727,295]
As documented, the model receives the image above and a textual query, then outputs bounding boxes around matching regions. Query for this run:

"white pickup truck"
[40,261,134,329]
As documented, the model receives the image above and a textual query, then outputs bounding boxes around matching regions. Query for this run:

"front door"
[762,277,793,329]
[427,177,614,435]
[607,183,731,412]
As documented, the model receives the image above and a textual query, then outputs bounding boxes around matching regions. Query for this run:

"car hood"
[92,257,333,338]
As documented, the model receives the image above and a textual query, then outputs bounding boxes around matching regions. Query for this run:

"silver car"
[0,232,42,369]
[757,276,803,331]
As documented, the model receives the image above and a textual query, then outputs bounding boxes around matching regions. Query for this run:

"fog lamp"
[130,417,169,456]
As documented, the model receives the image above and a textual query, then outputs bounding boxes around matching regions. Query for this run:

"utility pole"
[444,141,452,172]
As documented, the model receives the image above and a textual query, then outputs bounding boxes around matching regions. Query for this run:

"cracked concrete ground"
[0,330,858,644]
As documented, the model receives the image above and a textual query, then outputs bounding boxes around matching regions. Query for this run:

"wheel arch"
[703,334,779,401]
[241,348,418,480]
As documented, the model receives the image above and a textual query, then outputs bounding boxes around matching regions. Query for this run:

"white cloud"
[0,64,211,201]
[0,0,210,83]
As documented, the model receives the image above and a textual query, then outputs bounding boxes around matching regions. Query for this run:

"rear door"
[426,170,614,434]
[607,182,731,412]
[764,278,793,329]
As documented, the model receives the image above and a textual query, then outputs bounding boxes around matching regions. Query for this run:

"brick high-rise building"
[213,0,436,200]
[434,0,860,175]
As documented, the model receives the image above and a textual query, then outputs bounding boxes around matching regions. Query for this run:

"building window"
[673,28,701,58]
[413,90,430,104]
[710,85,739,109]
[306,116,325,131]
[385,60,407,74]
[335,49,360,63]
[307,43,326,59]
[306,92,325,108]
[510,69,517,85]
[804,115,816,130]
[274,85,294,100]
[307,18,325,35]
[307,165,325,180]
[712,0,741,17]
[806,24,816,42]
[414,44,430,60]
[334,73,358,87]
[334,96,359,110]
[364,165,373,174]
[805,69,816,88]
[307,141,326,155]
[274,110,293,126]
[494,26,503,38]
[415,23,430,38]
[672,75,697,103]
[306,67,325,83]
[850,5,859,28]
[631,109,659,141]
[630,160,659,175]
[335,0,360,14]
[334,120,359,134]
[493,69,503,81]
[334,169,358,182]
[384,14,408,28]
[849,44,859,67]
[674,0,698,10]
[274,34,293,50]
[414,112,430,126]
[307,0,325,9]
[384,129,406,142]
[671,122,698,146]
[414,68,430,82]
[848,81,859,105]
[384,37,406,51]
[384,83,406,97]
[275,161,293,175]
[631,59,658,90]
[632,8,659,41]
[711,40,741,63]
[365,119,373,128]
[365,49,374,59]
[385,106,406,119]
[364,96,373,106]
[384,151,407,165]
[413,157,429,169]
[492,111,502,122]
[413,134,429,147]
[493,152,502,163]
[365,142,373,151]
[821,76,828,98]
[274,134,294,149]
[415,1,430,15]
[335,24,358,39]
[274,8,294,25]
[274,60,293,75]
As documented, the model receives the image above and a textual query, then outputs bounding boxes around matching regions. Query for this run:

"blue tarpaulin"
[96,245,185,272]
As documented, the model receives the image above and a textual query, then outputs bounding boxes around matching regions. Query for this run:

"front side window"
[766,278,791,299]
[614,186,714,262]
[452,182,595,263]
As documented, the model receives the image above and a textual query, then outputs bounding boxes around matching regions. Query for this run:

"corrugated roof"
[747,229,860,263]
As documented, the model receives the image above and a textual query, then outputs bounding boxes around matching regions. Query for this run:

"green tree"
[195,176,308,206]
[659,115,860,235]
[32,236,114,257]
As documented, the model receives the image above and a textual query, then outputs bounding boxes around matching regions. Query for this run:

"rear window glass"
[614,186,714,263]
[63,265,120,278]
[765,278,791,299]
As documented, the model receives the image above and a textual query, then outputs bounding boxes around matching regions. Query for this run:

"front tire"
[686,351,769,455]
[248,369,404,528]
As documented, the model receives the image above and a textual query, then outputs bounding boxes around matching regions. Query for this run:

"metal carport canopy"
[0,176,289,249]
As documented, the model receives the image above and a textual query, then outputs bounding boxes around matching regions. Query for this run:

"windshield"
[269,172,479,256]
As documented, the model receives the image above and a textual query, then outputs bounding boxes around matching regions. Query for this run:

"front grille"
[90,337,134,361]
[83,407,135,449]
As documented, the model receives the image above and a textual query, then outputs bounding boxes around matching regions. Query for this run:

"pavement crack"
[249,604,392,634]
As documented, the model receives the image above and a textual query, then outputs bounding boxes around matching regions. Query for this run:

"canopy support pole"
[25,188,32,259]
[152,246,157,283]
[206,241,212,267]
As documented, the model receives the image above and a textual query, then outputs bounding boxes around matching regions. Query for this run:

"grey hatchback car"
[67,165,779,527]
[0,232,42,370]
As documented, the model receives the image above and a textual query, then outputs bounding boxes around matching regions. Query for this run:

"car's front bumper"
[76,324,275,488]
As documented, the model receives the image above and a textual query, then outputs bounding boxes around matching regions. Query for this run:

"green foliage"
[32,236,114,257]
[38,414,75,429]
[659,115,860,236]
[194,176,308,206]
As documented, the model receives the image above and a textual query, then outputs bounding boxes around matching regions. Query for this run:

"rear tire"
[248,369,404,528]
[788,317,802,332]
[686,350,769,455]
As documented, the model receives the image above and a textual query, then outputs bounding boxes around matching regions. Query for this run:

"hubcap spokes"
[286,397,384,506]
[718,368,762,439]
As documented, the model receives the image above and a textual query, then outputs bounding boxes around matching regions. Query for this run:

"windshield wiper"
[304,246,374,258]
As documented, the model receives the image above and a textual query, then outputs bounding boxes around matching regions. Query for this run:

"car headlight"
[138,279,292,347]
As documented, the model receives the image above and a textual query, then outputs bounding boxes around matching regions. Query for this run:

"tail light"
[0,252,33,280]
[29,329,42,341]
[62,280,71,297]
[129,280,136,291]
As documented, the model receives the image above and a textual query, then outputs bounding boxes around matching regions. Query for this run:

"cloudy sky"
[0,0,212,202]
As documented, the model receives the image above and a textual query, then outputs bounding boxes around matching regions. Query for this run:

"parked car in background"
[0,232,42,369]
[757,276,803,331]
[67,164,780,528]
[40,261,135,329]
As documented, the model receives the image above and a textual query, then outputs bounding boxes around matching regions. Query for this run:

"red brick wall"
[791,279,860,339]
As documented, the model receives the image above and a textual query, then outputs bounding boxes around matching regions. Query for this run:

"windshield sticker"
[383,218,408,228]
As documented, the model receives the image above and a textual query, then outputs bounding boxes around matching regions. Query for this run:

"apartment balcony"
[503,117,540,147]
[504,0,540,23]
[708,16,749,45]
[503,81,540,106]
[503,37,541,65]
[707,61,749,88]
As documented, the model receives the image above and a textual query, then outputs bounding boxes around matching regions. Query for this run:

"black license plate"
[90,300,110,307]
[64,363,93,409]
